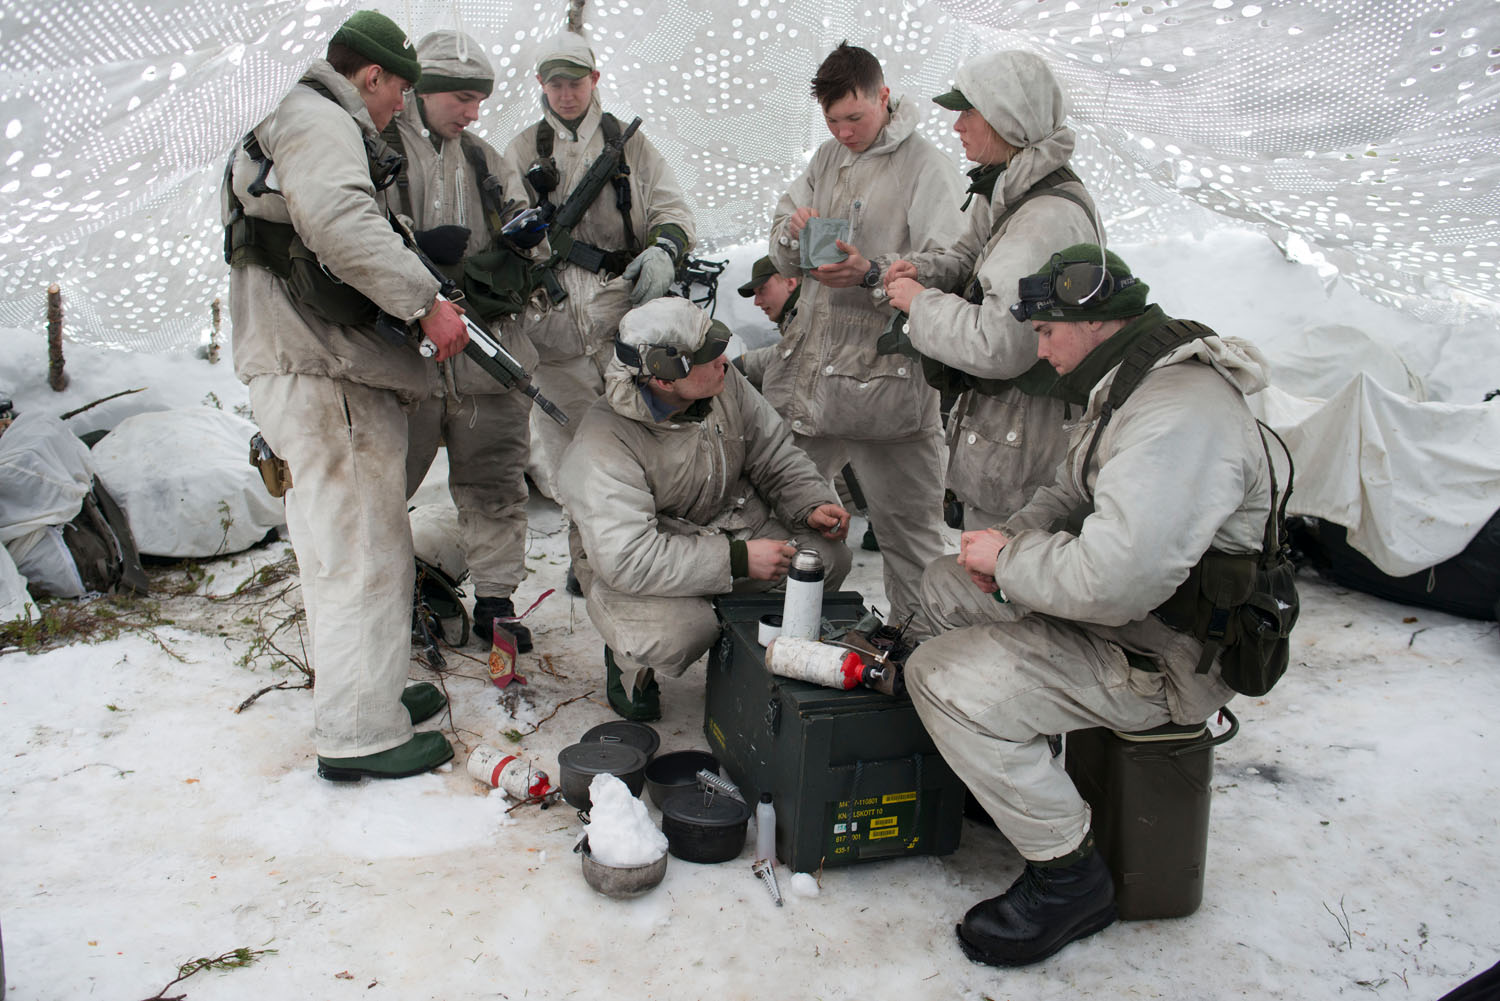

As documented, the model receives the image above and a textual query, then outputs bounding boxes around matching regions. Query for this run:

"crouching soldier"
[557,297,852,721]
[906,245,1280,965]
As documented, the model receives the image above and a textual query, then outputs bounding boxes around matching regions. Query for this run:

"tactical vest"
[1055,319,1299,697]
[381,119,508,243]
[534,112,640,273]
[222,78,404,327]
[922,166,1099,401]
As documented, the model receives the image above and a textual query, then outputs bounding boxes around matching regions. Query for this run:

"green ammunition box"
[704,592,965,872]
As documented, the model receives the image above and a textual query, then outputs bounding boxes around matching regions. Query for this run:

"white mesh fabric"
[0,0,1496,352]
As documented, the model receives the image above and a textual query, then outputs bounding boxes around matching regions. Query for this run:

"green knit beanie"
[1017,243,1151,321]
[331,11,422,86]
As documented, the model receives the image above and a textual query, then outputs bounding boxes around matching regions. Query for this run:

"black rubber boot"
[317,731,454,782]
[956,843,1118,966]
[604,646,661,722]
[472,596,533,653]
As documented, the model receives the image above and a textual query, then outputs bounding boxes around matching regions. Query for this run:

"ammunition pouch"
[1153,547,1295,698]
[460,241,535,322]
[227,215,380,327]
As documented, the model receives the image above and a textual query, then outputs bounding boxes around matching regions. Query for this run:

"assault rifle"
[528,116,644,306]
[376,250,569,426]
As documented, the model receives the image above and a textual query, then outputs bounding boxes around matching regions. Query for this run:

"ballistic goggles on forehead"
[614,323,731,381]
[1009,254,1139,322]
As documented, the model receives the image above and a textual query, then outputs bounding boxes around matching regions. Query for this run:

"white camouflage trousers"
[406,385,532,598]
[249,374,416,759]
[907,558,1180,860]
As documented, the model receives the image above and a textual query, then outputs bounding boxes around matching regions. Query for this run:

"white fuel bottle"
[780,548,824,641]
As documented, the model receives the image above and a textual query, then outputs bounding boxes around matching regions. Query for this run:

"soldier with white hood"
[886,50,1100,527]
[905,246,1275,966]
[557,297,852,721]
[498,32,695,595]
[390,30,542,653]
[765,42,965,634]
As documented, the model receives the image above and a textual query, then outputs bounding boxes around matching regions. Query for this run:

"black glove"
[414,225,471,266]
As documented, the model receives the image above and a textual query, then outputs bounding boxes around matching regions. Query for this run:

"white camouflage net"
[1,0,1496,352]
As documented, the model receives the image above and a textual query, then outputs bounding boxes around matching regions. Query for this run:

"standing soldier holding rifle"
[223,11,467,781]
[497,31,695,597]
[388,30,544,653]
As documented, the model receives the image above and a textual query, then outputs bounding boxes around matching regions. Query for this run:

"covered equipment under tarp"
[89,408,287,558]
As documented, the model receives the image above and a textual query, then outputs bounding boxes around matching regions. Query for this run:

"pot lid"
[660,787,751,827]
[580,720,661,761]
[558,741,647,776]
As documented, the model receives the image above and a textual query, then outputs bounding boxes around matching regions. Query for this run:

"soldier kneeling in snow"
[557,297,852,721]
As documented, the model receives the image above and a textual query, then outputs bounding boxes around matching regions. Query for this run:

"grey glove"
[623,244,676,306]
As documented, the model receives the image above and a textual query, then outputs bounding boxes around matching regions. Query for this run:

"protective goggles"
[1009,254,1138,322]
[614,323,731,381]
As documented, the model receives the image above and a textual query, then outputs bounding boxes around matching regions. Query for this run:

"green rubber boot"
[400,682,447,725]
[604,646,661,722]
[317,731,454,782]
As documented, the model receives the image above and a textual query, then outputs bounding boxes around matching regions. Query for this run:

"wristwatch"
[861,261,882,288]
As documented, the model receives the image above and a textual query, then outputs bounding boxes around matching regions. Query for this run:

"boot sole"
[317,745,455,782]
[955,903,1118,967]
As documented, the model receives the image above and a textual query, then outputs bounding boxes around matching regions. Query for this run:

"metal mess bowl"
[577,837,669,899]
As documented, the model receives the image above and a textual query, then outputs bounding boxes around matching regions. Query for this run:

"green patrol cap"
[737,256,779,297]
[331,11,422,86]
[932,86,973,111]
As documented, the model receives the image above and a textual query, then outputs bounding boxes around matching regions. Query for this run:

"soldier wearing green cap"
[494,30,695,601]
[731,255,801,389]
[223,10,468,782]
[886,50,1100,531]
[389,30,543,656]
[904,244,1276,967]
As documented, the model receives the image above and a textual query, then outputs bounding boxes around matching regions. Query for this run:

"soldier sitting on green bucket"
[906,244,1296,966]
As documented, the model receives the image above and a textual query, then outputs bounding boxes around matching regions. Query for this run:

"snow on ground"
[1,228,1498,1000]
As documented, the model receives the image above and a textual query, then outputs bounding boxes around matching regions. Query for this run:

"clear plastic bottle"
[755,792,777,863]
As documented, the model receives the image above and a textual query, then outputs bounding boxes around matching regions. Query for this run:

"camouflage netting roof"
[1,0,1496,350]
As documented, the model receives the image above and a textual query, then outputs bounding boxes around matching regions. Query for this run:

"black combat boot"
[957,838,1118,966]
[472,596,533,653]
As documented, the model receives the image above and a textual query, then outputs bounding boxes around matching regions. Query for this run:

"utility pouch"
[565,240,608,274]
[249,432,292,498]
[461,241,535,322]
[1214,551,1297,696]
[284,233,381,327]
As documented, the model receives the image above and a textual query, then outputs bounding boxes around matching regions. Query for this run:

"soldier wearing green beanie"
[905,242,1281,967]
[222,10,467,782]
[329,10,422,86]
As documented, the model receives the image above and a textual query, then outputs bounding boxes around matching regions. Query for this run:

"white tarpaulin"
[0,540,34,621]
[0,413,93,544]
[88,408,286,557]
[1253,374,1500,577]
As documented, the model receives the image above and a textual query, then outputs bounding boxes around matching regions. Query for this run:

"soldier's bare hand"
[806,503,851,541]
[746,538,797,581]
[419,297,469,362]
[885,276,923,313]
[885,259,918,284]
[957,528,1009,584]
[786,207,818,240]
[812,239,869,288]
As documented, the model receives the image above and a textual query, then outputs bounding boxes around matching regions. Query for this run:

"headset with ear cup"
[614,319,732,382]
[1010,252,1140,322]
